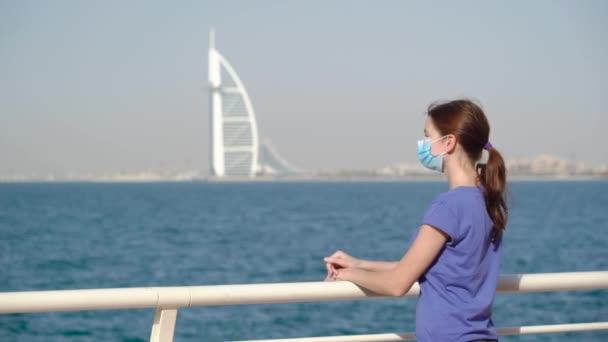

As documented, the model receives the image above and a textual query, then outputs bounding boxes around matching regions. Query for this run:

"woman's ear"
[446,134,457,153]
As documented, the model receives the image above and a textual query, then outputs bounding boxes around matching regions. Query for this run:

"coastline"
[0,175,606,183]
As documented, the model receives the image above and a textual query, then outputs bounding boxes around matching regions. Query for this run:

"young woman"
[324,99,508,342]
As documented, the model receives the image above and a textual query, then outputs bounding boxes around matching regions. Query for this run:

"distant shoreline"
[1,175,606,184]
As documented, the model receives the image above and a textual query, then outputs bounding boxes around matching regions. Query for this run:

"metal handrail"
[1,271,607,342]
[231,322,608,342]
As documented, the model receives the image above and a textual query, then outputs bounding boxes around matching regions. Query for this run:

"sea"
[0,180,607,342]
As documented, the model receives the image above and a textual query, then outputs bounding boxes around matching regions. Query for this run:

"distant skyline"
[1,1,607,176]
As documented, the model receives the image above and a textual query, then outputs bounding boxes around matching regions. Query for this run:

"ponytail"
[476,146,508,240]
[427,98,508,240]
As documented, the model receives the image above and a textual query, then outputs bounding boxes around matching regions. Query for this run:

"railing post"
[150,308,178,342]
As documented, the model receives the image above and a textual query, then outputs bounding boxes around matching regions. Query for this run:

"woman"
[324,99,507,342]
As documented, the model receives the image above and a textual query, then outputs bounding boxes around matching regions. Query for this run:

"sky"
[1,0,607,176]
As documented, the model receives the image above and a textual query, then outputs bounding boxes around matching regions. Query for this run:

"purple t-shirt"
[413,186,501,341]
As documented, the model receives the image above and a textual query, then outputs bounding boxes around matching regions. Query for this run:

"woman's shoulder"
[430,186,483,209]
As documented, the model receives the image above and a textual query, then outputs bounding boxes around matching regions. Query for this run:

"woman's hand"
[325,262,337,281]
[325,262,355,281]
[324,250,360,281]
[330,267,355,281]
[324,250,360,269]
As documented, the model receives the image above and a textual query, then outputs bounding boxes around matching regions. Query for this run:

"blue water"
[0,181,607,342]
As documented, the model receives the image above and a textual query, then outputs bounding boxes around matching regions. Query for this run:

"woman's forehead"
[424,118,436,134]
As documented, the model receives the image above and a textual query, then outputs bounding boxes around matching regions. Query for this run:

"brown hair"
[427,99,508,239]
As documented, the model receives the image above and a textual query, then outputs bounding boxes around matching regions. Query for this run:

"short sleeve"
[422,198,460,244]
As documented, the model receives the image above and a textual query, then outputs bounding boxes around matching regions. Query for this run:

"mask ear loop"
[430,135,449,144]
[432,135,450,155]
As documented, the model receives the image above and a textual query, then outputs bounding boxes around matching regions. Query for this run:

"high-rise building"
[208,29,300,178]
[208,29,260,177]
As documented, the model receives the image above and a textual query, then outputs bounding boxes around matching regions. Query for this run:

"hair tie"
[484,142,493,151]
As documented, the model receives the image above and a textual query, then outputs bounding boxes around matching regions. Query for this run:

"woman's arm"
[324,250,397,272]
[331,224,448,297]
[354,260,398,272]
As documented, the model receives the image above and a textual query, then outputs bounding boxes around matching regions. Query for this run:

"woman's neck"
[445,156,479,190]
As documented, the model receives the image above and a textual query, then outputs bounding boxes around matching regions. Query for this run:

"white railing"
[1,271,607,342]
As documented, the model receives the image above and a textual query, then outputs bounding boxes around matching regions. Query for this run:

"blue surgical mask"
[417,136,448,172]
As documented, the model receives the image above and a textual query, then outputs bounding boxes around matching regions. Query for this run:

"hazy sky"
[1,0,607,175]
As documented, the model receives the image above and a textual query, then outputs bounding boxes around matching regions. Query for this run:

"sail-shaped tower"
[208,29,302,178]
[208,29,260,177]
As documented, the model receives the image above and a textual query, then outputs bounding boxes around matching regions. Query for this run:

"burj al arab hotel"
[208,29,299,178]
